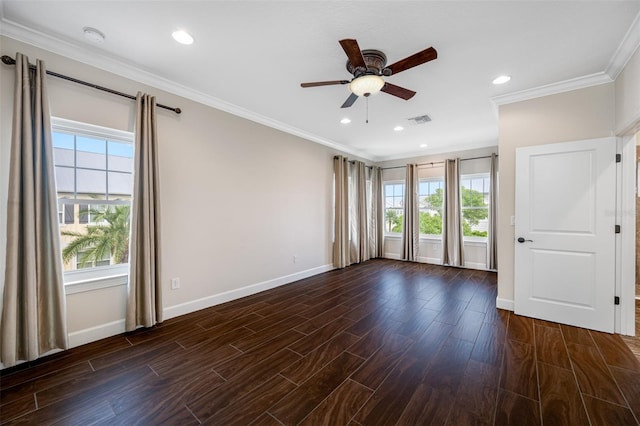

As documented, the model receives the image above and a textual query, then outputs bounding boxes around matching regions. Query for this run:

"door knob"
[517,237,533,243]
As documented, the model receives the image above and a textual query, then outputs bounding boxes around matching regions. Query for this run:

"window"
[384,182,404,233]
[418,179,444,235]
[460,173,490,237]
[76,250,111,269]
[52,118,134,280]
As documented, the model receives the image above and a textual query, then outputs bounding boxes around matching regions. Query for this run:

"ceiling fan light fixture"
[349,75,385,97]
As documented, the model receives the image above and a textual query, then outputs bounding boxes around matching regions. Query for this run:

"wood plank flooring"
[1,259,639,425]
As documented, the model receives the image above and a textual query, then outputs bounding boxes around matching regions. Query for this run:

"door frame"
[618,134,636,336]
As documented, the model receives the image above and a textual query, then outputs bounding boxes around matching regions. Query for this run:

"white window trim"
[383,180,405,236]
[460,172,490,241]
[52,117,133,293]
[64,264,128,294]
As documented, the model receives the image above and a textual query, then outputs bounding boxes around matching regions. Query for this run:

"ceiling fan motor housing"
[346,49,389,77]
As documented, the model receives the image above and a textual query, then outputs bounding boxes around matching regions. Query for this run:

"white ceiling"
[1,1,639,161]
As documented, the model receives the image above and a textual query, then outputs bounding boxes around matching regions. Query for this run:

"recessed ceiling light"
[492,75,511,85]
[172,30,194,45]
[83,27,105,44]
[340,118,351,124]
[394,126,404,132]
[420,144,428,148]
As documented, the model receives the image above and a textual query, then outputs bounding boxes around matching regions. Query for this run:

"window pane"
[385,208,403,233]
[108,154,133,173]
[76,137,106,169]
[471,178,485,193]
[52,132,74,150]
[108,171,133,196]
[55,166,75,194]
[52,133,74,167]
[108,141,134,172]
[419,210,442,235]
[108,140,133,158]
[394,184,404,197]
[53,120,134,275]
[76,169,106,194]
[385,197,393,208]
[76,136,106,154]
[76,150,106,169]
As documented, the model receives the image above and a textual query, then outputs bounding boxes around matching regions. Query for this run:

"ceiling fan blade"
[339,39,367,69]
[341,93,358,108]
[301,80,350,88]
[386,47,437,75]
[381,83,416,100]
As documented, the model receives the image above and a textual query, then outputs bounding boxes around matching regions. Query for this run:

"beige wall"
[496,83,616,305]
[0,36,356,343]
[616,46,640,135]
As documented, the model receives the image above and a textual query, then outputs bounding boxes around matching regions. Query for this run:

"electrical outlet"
[171,277,180,290]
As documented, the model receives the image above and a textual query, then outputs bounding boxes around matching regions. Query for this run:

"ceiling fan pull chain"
[366,96,369,124]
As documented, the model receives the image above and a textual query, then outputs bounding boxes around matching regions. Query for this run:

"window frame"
[459,172,490,241]
[52,117,134,293]
[418,178,444,238]
[383,180,405,236]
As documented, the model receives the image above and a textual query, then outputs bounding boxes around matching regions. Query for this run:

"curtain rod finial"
[2,55,16,65]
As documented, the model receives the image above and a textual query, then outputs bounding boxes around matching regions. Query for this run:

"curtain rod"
[381,154,498,170]
[1,55,182,114]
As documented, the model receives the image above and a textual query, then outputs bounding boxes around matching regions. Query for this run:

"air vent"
[408,114,432,124]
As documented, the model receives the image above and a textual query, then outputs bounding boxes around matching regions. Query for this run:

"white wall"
[497,83,616,308]
[377,146,497,270]
[0,36,361,349]
[615,45,640,135]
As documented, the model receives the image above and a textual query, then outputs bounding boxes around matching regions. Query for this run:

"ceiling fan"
[301,39,437,108]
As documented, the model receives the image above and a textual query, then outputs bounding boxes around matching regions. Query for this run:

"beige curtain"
[126,93,163,331]
[354,161,369,263]
[369,166,384,257]
[488,153,498,270]
[1,53,68,367]
[442,158,464,266]
[402,164,419,261]
[333,156,350,268]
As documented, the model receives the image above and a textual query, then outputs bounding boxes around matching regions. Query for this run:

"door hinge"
[614,296,620,305]
[615,225,621,233]
[616,153,621,163]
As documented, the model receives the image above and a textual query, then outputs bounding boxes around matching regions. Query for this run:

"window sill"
[385,234,487,245]
[64,264,129,295]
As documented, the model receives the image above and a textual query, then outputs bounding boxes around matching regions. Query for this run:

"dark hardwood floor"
[1,259,639,425]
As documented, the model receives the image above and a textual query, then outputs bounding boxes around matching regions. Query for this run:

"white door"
[514,137,616,333]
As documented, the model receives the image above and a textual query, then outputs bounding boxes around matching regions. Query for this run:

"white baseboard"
[496,297,514,311]
[384,253,402,260]
[68,319,126,348]
[163,264,335,321]
[464,261,488,270]
[417,256,441,265]
[64,264,334,348]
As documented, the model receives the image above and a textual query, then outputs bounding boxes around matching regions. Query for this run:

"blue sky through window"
[52,132,133,158]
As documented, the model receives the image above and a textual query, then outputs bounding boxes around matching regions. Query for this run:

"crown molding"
[606,10,640,80]
[491,72,613,106]
[0,15,374,162]
[493,9,640,108]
